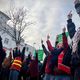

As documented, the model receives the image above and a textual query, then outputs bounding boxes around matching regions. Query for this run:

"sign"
[34,50,44,61]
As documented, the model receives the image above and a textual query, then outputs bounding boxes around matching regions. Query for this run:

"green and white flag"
[57,32,69,43]
[34,50,44,61]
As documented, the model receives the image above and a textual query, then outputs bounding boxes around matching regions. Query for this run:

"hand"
[67,11,72,19]
[62,27,66,33]
[56,35,58,41]
[47,35,50,40]
[41,39,43,44]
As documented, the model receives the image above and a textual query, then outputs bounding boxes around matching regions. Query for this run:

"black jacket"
[67,19,76,39]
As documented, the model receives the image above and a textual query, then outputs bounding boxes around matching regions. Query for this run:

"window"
[4,38,9,44]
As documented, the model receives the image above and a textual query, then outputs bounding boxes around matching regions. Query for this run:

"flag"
[38,50,44,61]
[34,50,44,61]
[57,32,69,43]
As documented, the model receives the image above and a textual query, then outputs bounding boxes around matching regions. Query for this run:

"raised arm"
[41,40,49,56]
[21,47,25,61]
[55,35,59,47]
[46,35,54,52]
[13,47,18,59]
[62,27,69,53]
[67,11,76,39]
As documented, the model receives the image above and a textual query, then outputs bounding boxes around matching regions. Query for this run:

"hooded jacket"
[29,52,39,78]
[10,47,25,71]
[58,32,71,74]
[45,40,63,74]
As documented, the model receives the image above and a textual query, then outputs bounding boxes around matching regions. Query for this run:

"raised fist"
[67,11,72,19]
[47,35,50,40]
[62,27,66,33]
[41,39,43,44]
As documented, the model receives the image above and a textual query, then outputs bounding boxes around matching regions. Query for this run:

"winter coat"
[62,33,72,66]
[45,40,63,74]
[10,47,25,72]
[2,52,12,68]
[10,57,22,71]
[21,56,32,75]
[58,32,71,74]
[0,36,6,69]
[67,19,76,39]
[29,53,39,78]
[72,27,80,53]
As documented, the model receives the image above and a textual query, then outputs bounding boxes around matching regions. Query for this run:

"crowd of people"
[0,0,80,80]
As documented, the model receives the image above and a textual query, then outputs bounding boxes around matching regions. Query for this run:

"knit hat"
[74,0,80,15]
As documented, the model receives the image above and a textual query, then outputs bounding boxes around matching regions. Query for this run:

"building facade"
[0,11,35,57]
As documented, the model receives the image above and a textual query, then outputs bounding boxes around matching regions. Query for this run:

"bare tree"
[1,8,32,46]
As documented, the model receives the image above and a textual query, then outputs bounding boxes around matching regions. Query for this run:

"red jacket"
[46,40,54,51]
[45,54,53,74]
[10,57,22,71]
[58,33,71,74]
[29,59,39,78]
[46,39,63,75]
[63,33,68,53]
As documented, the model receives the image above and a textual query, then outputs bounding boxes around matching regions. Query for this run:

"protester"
[28,50,39,80]
[43,35,64,80]
[71,27,80,80]
[66,7,80,79]
[67,11,76,39]
[56,27,71,80]
[0,51,12,80]
[19,53,32,80]
[9,47,25,80]
[1,1,80,79]
[0,36,6,79]
[40,39,50,79]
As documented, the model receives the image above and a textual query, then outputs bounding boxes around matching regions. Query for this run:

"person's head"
[74,0,80,16]
[56,43,63,48]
